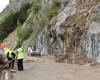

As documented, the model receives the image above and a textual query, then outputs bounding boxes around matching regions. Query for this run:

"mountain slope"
[1,0,100,64]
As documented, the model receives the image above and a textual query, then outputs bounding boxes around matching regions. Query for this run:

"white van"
[27,46,40,56]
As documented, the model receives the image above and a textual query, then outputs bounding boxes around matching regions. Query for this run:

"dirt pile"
[55,0,100,64]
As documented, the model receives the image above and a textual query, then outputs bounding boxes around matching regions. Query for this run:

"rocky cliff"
[34,0,100,64]
[1,0,100,64]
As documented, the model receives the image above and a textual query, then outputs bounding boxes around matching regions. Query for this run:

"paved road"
[12,56,100,80]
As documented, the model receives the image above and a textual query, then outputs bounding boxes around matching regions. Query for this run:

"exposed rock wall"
[84,4,100,63]
[35,0,77,56]
[34,0,100,64]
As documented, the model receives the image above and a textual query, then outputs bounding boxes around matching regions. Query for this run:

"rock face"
[55,0,76,28]
[9,0,32,11]
[35,0,77,56]
[84,4,100,63]
[1,0,100,64]
[34,0,100,64]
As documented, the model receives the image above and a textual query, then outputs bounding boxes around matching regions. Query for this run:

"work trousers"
[17,59,23,71]
[8,57,15,69]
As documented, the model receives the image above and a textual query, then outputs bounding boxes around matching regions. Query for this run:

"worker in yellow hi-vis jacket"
[5,49,16,69]
[17,47,24,71]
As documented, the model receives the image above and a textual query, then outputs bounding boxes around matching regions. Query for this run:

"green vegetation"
[16,3,32,24]
[22,0,61,41]
[0,11,17,42]
[17,0,61,44]
[16,21,23,44]
[47,7,60,20]
[47,0,61,20]
[16,0,41,44]
[38,15,49,28]
[0,0,62,45]
[0,3,32,42]
[30,0,41,14]
[16,11,33,44]
[32,3,41,14]
[53,0,61,8]
[16,23,33,44]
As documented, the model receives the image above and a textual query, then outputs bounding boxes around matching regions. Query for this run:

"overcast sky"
[0,0,9,12]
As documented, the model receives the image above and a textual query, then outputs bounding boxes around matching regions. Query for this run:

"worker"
[17,47,24,71]
[6,49,16,69]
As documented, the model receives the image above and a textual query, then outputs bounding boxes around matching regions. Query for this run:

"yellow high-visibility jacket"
[17,48,24,59]
[6,50,13,58]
